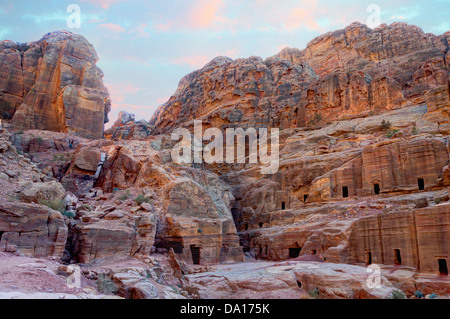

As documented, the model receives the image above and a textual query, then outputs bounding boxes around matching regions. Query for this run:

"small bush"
[135,194,151,205]
[119,190,131,201]
[308,287,320,299]
[389,290,406,299]
[434,198,442,205]
[430,293,438,299]
[414,291,424,299]
[14,131,24,135]
[386,129,399,138]
[96,274,118,295]
[40,199,66,213]
[62,211,76,219]
[309,113,323,126]
[381,119,392,130]
[412,127,419,135]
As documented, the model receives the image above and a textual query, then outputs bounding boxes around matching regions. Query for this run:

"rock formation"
[1,22,449,299]
[0,31,111,139]
[150,22,449,134]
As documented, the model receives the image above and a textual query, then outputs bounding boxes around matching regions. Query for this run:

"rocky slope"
[0,31,111,139]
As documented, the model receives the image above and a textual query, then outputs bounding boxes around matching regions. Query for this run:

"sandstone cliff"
[149,22,449,134]
[0,31,111,139]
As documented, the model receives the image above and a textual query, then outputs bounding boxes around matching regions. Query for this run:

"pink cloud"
[130,24,150,38]
[171,55,212,69]
[98,23,126,33]
[80,0,127,10]
[187,0,231,29]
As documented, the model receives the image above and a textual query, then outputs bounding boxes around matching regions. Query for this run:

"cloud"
[186,0,232,30]
[80,0,127,10]
[98,23,126,33]
[171,55,211,69]
[130,23,150,38]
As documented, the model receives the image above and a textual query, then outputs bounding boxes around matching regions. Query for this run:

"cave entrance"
[394,249,402,266]
[342,186,349,198]
[165,237,184,255]
[438,259,448,276]
[259,222,263,228]
[418,178,425,191]
[374,183,380,195]
[281,202,286,210]
[190,245,201,265]
[304,194,309,203]
[289,246,302,258]
[366,251,372,265]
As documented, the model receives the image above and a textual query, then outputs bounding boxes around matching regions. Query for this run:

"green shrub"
[434,198,442,205]
[135,194,151,205]
[430,293,438,299]
[119,190,131,201]
[309,113,323,126]
[381,120,392,130]
[40,199,66,213]
[389,290,406,299]
[386,129,399,138]
[414,291,424,299]
[62,211,76,219]
[412,127,419,135]
[96,274,118,295]
[308,287,320,299]
[14,131,24,135]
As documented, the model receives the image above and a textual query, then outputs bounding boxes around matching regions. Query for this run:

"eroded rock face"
[0,31,111,139]
[104,111,152,140]
[0,202,67,258]
[149,22,449,134]
[309,136,449,202]
[60,138,244,265]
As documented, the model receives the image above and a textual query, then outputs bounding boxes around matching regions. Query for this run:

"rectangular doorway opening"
[438,259,448,276]
[281,202,286,210]
[374,184,380,195]
[418,178,425,191]
[342,186,349,198]
[366,251,372,265]
[190,245,201,265]
[289,247,302,258]
[394,249,402,266]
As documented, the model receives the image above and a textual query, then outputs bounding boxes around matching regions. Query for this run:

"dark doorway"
[438,259,448,276]
[304,194,308,203]
[366,251,372,265]
[165,238,184,254]
[418,178,425,191]
[289,247,302,258]
[259,222,263,228]
[190,245,201,265]
[342,186,349,198]
[312,249,317,255]
[394,249,402,266]
[281,202,286,210]
[374,184,380,195]
[244,223,248,231]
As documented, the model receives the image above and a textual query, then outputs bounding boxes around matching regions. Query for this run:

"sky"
[0,0,449,127]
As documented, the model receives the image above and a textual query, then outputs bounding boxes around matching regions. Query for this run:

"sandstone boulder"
[0,202,67,257]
